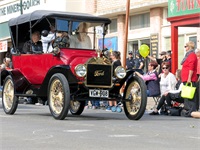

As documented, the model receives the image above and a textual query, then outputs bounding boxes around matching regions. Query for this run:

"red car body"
[12,49,96,84]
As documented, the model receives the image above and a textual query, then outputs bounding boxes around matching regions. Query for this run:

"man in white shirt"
[41,25,55,53]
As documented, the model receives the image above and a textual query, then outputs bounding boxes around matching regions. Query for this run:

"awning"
[0,22,10,39]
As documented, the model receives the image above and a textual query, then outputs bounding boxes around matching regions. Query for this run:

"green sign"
[168,0,200,17]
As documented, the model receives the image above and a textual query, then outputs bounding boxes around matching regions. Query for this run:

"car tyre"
[2,75,18,114]
[123,76,147,120]
[48,73,70,120]
[69,100,85,115]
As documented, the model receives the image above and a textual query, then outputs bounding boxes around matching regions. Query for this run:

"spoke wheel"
[70,100,85,115]
[123,76,147,120]
[48,73,70,120]
[2,75,18,114]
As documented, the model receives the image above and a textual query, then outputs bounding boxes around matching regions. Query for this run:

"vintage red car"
[1,10,147,120]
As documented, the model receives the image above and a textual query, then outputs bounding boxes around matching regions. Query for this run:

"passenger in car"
[69,22,92,49]
[22,31,43,54]
[41,24,55,53]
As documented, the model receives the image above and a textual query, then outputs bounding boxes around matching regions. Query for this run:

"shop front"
[167,0,200,73]
[0,22,10,63]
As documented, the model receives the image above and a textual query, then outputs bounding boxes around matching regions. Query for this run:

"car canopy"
[8,10,111,27]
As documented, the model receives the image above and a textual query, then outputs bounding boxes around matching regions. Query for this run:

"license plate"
[89,89,109,98]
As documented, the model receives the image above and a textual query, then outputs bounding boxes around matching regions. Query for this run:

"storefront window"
[109,19,117,33]
[130,13,150,30]
[165,35,184,69]
[189,36,197,49]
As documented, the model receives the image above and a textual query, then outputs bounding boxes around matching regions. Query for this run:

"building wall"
[0,0,86,63]
[86,0,200,69]
[0,0,199,67]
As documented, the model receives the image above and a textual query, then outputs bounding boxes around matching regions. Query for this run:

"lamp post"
[20,0,23,14]
[122,0,130,68]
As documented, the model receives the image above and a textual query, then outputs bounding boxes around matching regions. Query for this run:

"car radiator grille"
[86,64,112,87]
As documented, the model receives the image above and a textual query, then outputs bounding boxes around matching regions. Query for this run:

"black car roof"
[8,10,111,26]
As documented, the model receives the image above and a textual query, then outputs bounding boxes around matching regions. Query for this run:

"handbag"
[181,82,196,100]
[168,107,183,116]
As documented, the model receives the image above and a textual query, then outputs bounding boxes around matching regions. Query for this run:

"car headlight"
[75,64,87,77]
[115,66,126,79]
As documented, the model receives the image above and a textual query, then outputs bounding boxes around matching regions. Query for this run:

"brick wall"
[96,0,168,15]
[84,0,97,14]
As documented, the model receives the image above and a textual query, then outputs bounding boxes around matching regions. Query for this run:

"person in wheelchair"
[23,31,43,54]
[134,61,160,97]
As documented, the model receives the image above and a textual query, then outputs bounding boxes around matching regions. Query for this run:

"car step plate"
[89,89,109,98]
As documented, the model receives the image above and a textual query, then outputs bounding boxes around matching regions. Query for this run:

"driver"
[23,31,43,54]
[53,32,70,48]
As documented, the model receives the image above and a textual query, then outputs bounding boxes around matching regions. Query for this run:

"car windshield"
[53,19,104,50]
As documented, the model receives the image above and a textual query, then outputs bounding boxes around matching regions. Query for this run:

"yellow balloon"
[139,44,150,58]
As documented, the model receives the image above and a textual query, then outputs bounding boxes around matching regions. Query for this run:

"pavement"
[0,97,157,110]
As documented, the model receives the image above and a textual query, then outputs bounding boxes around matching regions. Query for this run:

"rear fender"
[1,69,30,94]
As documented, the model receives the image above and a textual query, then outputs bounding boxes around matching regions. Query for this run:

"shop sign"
[150,34,159,58]
[0,41,8,52]
[168,0,200,17]
[96,26,103,38]
[0,0,41,16]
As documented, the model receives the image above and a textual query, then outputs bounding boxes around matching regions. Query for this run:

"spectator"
[23,31,43,54]
[126,51,135,70]
[166,50,172,71]
[5,47,12,58]
[181,41,198,117]
[148,51,167,74]
[149,62,177,115]
[134,61,160,97]
[1,57,11,70]
[195,48,200,110]
[196,48,200,79]
[91,100,100,109]
[106,51,122,112]
[134,50,145,70]
[151,69,184,115]
[41,24,55,53]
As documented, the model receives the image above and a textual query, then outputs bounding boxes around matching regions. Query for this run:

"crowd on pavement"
[132,41,200,118]
[1,34,200,119]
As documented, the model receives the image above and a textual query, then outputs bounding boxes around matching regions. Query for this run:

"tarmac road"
[0,99,200,150]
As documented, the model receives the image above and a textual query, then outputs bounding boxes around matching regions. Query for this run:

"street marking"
[24,129,54,141]
[0,115,11,118]
[109,135,138,138]
[64,130,91,133]
[189,136,200,140]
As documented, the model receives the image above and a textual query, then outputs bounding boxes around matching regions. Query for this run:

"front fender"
[38,65,78,96]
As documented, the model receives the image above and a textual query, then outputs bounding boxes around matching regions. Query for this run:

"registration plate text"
[89,89,109,98]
